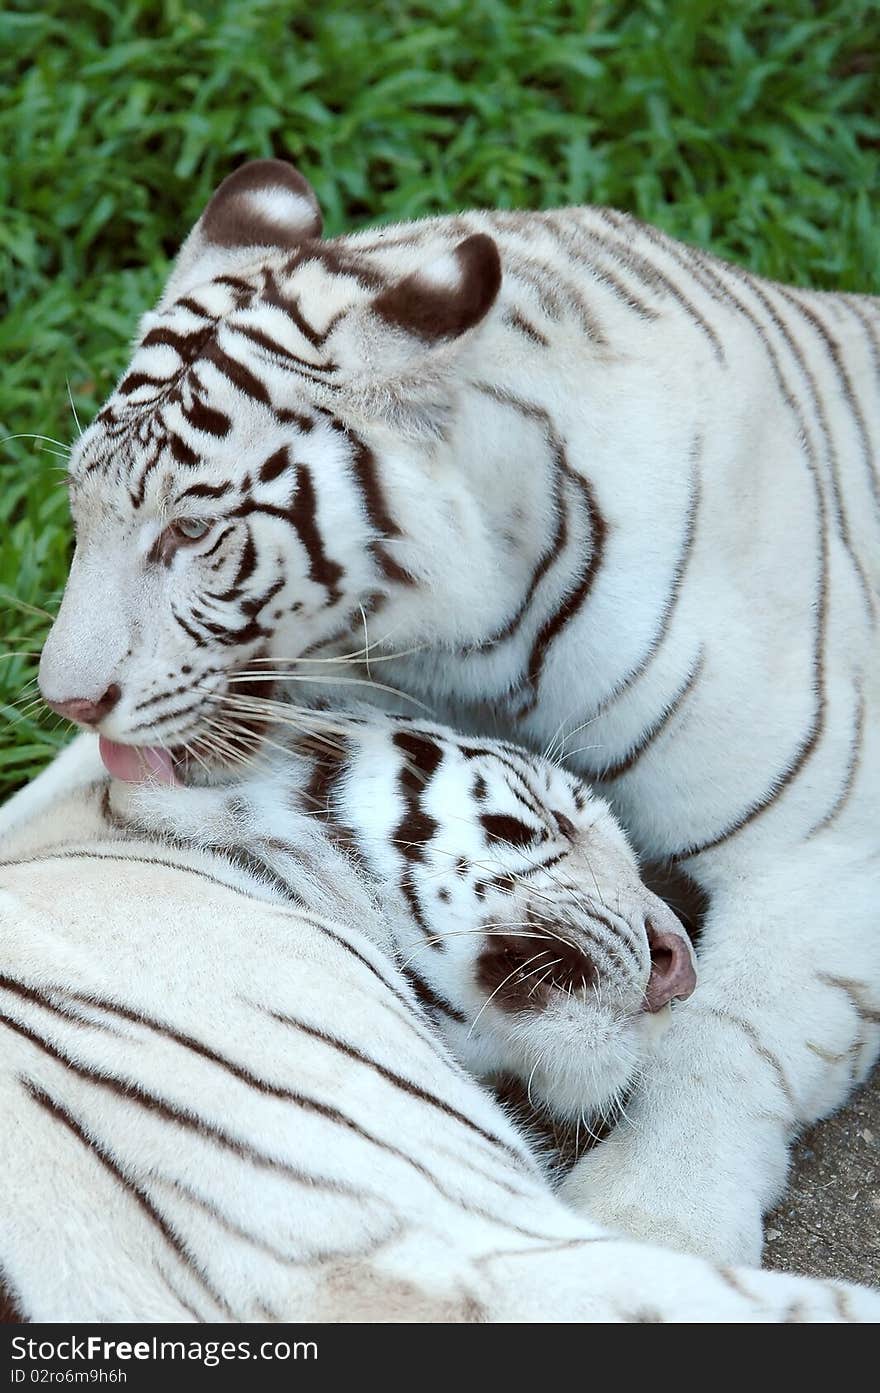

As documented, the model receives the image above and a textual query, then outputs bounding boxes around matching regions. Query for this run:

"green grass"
[1,0,878,797]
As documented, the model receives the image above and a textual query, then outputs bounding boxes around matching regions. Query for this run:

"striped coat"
[34,160,880,1265]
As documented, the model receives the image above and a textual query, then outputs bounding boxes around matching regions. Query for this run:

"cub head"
[326,722,698,1129]
[38,160,502,777]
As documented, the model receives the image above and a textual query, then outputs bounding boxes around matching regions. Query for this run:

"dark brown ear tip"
[201,159,323,248]
[456,233,501,279]
[214,159,314,201]
[373,232,502,343]
[455,233,502,320]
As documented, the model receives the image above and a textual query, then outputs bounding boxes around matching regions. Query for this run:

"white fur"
[0,743,876,1322]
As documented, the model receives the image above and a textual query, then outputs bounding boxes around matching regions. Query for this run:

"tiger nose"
[43,684,122,728]
[644,919,697,1012]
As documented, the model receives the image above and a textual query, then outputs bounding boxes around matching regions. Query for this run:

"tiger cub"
[98,712,695,1134]
[3,734,876,1322]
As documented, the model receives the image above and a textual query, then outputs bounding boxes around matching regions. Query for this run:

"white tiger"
[35,160,880,1265]
[0,729,876,1322]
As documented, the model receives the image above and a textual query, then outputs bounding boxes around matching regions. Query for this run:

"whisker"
[466,949,550,1040]
[527,963,561,998]
[242,633,429,667]
[221,671,433,712]
[202,711,308,770]
[399,927,570,969]
[358,604,373,683]
[1,432,70,451]
[66,381,84,437]
[526,1047,550,1108]
[196,722,253,770]
[177,736,213,781]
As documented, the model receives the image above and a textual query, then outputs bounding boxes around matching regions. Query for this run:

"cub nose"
[644,918,697,1012]
[42,683,122,728]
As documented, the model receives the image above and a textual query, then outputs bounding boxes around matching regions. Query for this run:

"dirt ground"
[765,1066,879,1289]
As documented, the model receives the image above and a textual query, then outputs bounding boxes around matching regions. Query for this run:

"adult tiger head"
[39,160,523,775]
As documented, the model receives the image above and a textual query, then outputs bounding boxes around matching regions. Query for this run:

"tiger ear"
[371,234,501,346]
[159,159,323,307]
[340,234,502,437]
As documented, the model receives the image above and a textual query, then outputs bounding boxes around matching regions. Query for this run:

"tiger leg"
[475,1234,880,1322]
[559,839,880,1265]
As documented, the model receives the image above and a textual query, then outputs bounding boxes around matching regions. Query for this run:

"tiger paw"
[558,1121,765,1266]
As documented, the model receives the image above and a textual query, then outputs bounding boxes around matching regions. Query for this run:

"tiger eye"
[174,517,211,541]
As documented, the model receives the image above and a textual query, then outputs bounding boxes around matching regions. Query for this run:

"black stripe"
[457,744,550,825]
[633,260,830,856]
[141,324,214,358]
[5,1007,454,1214]
[539,212,661,320]
[503,246,608,343]
[259,447,291,484]
[400,964,467,1024]
[595,647,706,782]
[180,395,232,437]
[0,1267,26,1323]
[177,481,232,501]
[400,867,435,944]
[392,731,444,944]
[266,1011,524,1158]
[233,530,258,588]
[167,432,199,466]
[0,847,463,1068]
[589,437,702,720]
[131,678,204,715]
[0,972,119,1036]
[201,524,234,561]
[480,813,542,849]
[521,455,605,714]
[777,287,879,515]
[470,387,606,711]
[470,424,568,652]
[230,321,339,379]
[840,294,880,384]
[805,681,865,837]
[176,295,215,320]
[505,308,550,346]
[592,209,726,362]
[171,606,210,646]
[346,430,416,585]
[202,340,271,404]
[259,267,345,349]
[721,268,874,618]
[0,848,281,904]
[674,511,826,860]
[9,1001,368,1200]
[118,372,166,396]
[213,274,255,299]
[283,241,389,294]
[23,1079,232,1317]
[129,440,163,510]
[291,463,345,604]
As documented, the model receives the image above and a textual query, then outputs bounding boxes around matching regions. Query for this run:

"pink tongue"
[99,737,178,786]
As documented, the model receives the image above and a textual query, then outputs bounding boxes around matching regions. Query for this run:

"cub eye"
[172,517,211,541]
